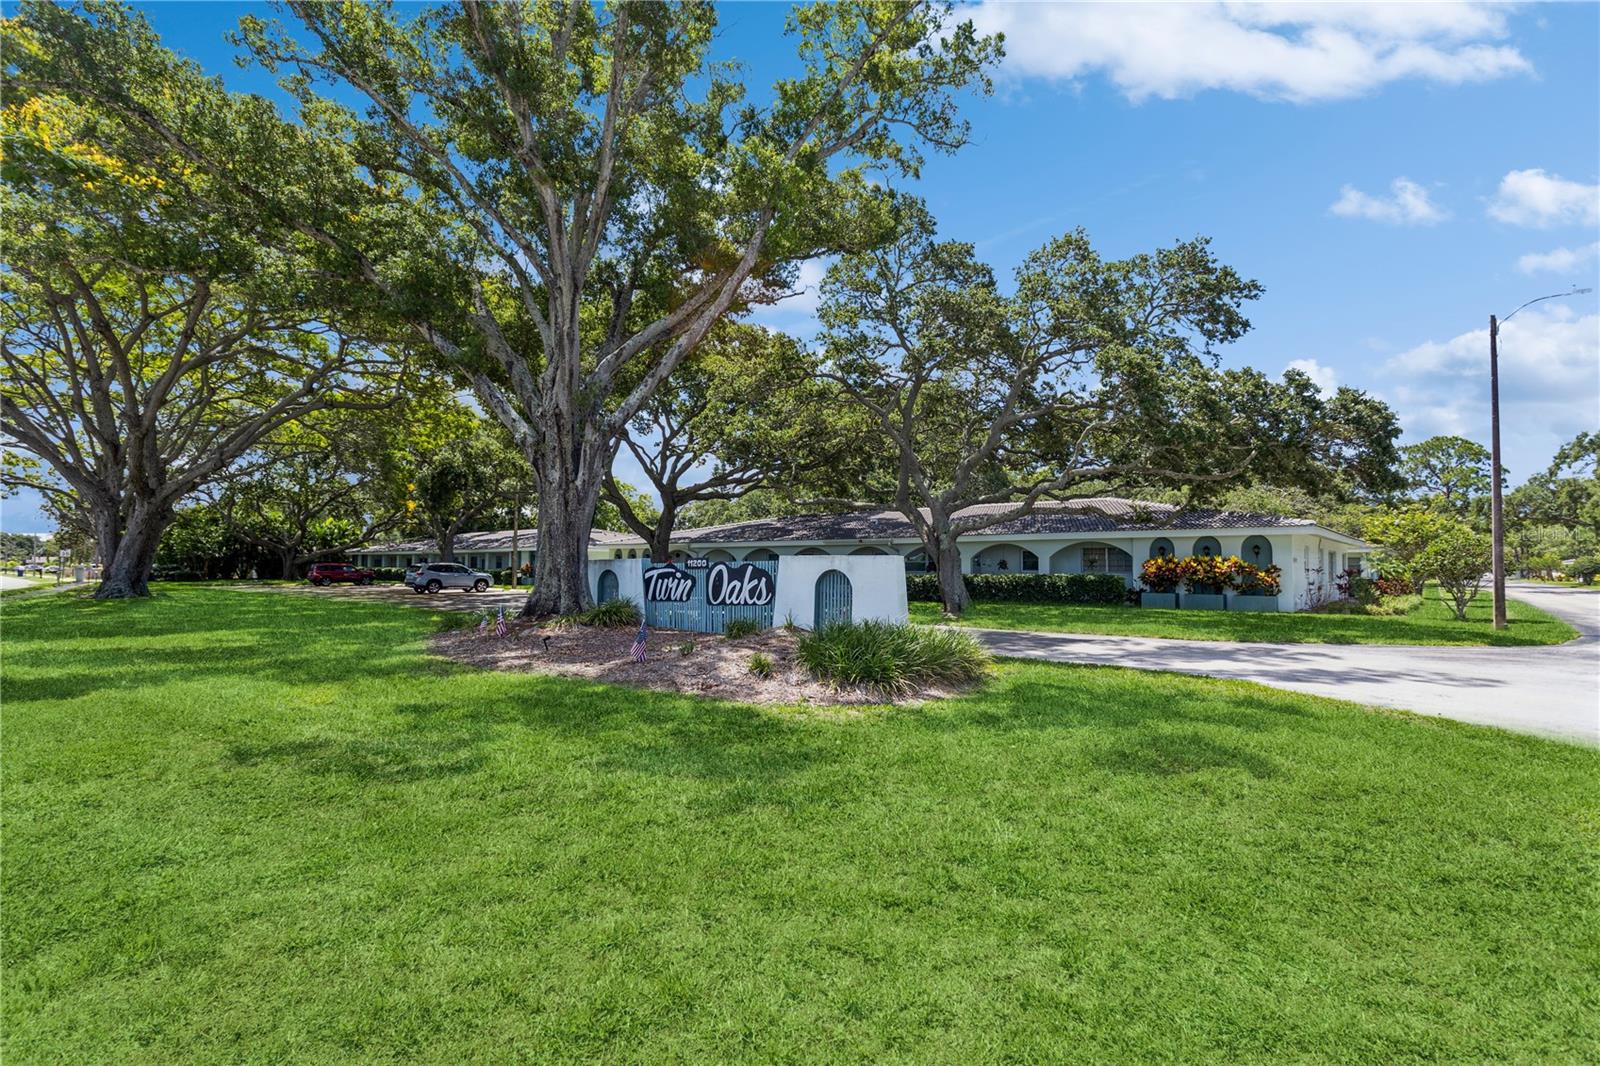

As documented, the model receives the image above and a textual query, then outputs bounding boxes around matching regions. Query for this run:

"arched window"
[704,549,736,563]
[1021,549,1039,572]
[904,550,932,573]
[848,545,888,556]
[744,548,779,562]
[972,543,1027,573]
[1194,536,1222,558]
[1149,538,1175,560]
[1242,536,1273,567]
[797,547,828,556]
[597,569,620,604]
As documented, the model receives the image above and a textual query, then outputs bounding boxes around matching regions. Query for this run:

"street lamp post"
[1488,287,1592,630]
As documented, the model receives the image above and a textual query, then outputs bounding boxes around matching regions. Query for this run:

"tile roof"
[676,497,1316,544]
[355,498,1324,554]
[356,527,637,553]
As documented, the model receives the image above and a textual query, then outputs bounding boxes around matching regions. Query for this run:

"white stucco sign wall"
[770,555,909,630]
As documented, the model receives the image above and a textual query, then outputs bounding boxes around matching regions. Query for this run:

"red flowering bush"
[1373,575,1412,598]
[1140,555,1186,593]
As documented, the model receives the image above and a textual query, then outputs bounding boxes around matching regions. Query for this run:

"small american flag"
[494,606,507,638]
[477,613,489,636]
[630,620,648,663]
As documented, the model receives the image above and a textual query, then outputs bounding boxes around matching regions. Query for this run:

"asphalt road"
[971,581,1600,746]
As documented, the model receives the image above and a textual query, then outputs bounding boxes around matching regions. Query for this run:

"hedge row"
[905,572,1126,605]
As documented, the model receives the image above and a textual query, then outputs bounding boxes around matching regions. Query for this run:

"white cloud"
[1329,178,1448,225]
[1487,169,1600,228]
[745,258,828,337]
[966,1,1531,103]
[1517,242,1600,276]
[1285,358,1337,395]
[1383,305,1600,475]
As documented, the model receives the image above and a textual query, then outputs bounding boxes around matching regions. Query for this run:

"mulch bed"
[430,619,942,707]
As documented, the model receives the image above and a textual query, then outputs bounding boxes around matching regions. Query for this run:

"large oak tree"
[21,0,999,614]
[818,204,1401,614]
[1,28,401,598]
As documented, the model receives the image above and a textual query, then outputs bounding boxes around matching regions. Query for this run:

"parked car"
[404,562,494,594]
[306,562,376,587]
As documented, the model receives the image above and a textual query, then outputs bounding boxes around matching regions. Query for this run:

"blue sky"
[5,2,1597,534]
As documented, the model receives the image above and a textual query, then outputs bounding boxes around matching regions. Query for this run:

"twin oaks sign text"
[642,561,775,607]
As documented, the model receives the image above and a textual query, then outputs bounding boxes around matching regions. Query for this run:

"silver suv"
[405,562,494,594]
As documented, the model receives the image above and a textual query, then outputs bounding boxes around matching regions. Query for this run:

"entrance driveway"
[970,582,1600,746]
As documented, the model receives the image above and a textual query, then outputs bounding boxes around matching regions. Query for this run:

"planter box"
[1140,592,1178,609]
[1181,593,1227,611]
[1228,594,1279,613]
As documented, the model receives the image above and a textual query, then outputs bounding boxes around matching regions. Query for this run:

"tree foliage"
[27,0,1001,614]
[603,322,867,558]
[817,204,1401,614]
[1363,507,1459,593]
[1414,524,1492,621]
[3,2,403,598]
[1399,434,1492,520]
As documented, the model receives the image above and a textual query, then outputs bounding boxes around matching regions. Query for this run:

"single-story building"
[351,498,1369,611]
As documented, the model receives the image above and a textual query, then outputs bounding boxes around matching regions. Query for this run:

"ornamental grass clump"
[723,618,762,639]
[797,621,991,695]
[569,599,641,628]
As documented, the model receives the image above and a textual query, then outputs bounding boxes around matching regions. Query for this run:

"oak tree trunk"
[520,416,609,618]
[91,498,171,600]
[648,504,676,564]
[933,534,970,616]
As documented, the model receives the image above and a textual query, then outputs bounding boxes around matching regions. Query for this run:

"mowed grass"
[910,584,1578,646]
[3,588,1597,1063]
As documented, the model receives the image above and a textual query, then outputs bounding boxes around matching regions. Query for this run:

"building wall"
[587,559,645,607]
[770,555,909,629]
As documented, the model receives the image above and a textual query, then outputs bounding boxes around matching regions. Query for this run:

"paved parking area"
[264,581,531,613]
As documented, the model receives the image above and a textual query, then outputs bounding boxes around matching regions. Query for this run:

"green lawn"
[4,588,1596,1062]
[911,585,1578,646]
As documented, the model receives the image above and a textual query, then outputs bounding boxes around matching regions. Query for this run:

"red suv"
[306,562,376,587]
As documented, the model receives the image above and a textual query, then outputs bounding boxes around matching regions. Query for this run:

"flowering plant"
[1235,562,1282,596]
[1140,555,1187,593]
[1183,554,1238,593]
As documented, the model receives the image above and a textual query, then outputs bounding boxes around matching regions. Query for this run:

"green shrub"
[678,639,696,657]
[905,572,1125,606]
[797,621,992,695]
[1311,594,1421,618]
[1347,576,1381,605]
[748,653,774,678]
[723,618,762,639]
[368,567,407,582]
[563,598,641,628]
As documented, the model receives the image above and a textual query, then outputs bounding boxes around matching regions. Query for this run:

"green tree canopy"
[1399,434,1492,519]
[818,203,1401,614]
[3,3,404,598]
[28,0,999,613]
